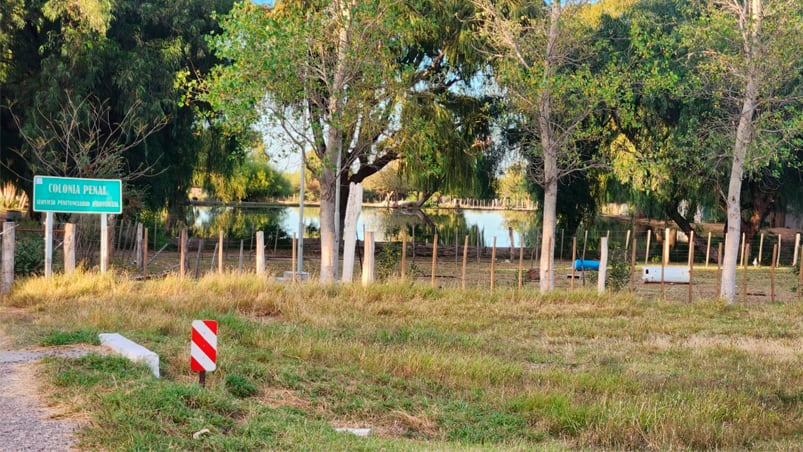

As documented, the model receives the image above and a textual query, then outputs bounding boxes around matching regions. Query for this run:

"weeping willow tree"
[393,90,499,207]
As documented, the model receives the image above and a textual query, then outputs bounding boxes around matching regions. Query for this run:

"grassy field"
[1,271,802,450]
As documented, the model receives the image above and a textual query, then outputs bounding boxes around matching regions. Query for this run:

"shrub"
[15,233,44,275]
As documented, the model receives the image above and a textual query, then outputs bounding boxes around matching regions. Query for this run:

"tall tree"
[685,0,803,302]
[202,0,493,282]
[473,0,608,292]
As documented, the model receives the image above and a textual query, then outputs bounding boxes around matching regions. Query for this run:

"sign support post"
[100,213,108,273]
[45,212,54,277]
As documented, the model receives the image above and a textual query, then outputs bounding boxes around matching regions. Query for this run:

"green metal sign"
[33,175,122,214]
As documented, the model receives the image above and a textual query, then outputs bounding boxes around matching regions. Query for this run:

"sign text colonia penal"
[33,175,122,214]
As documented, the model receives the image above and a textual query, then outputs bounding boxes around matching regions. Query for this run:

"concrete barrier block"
[98,333,160,378]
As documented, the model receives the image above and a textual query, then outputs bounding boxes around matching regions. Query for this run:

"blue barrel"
[573,259,600,271]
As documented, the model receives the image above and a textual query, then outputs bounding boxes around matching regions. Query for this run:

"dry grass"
[1,271,802,449]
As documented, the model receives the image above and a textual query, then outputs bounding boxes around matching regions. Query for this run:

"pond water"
[191,205,541,248]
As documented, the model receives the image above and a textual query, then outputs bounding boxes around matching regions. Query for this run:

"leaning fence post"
[1,222,15,294]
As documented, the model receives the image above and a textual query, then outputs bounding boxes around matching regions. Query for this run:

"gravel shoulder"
[0,333,101,451]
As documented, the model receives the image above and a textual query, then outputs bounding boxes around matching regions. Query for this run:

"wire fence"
[6,217,803,303]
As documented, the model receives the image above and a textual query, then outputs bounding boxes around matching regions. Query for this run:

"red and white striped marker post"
[191,320,217,387]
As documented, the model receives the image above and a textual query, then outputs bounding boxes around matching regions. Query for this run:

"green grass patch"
[3,273,802,450]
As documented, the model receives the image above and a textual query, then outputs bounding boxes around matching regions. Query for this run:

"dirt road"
[0,335,96,451]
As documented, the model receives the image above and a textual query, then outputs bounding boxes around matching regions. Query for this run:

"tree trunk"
[537,2,561,293]
[540,173,557,292]
[720,0,761,303]
[318,0,353,283]
[319,166,337,283]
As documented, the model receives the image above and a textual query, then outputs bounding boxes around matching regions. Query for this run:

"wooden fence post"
[180,227,188,279]
[143,228,148,276]
[238,240,244,274]
[758,233,765,267]
[705,232,712,268]
[598,237,608,295]
[798,246,803,302]
[135,223,143,270]
[739,232,746,267]
[431,234,438,288]
[625,229,631,253]
[362,231,375,286]
[64,222,76,274]
[661,227,669,301]
[777,236,782,267]
[716,243,723,296]
[462,235,469,290]
[401,233,407,280]
[570,237,577,290]
[490,236,496,294]
[688,231,695,304]
[218,229,224,274]
[629,237,636,294]
[742,238,748,304]
[644,229,652,265]
[771,244,777,303]
[517,238,524,291]
[291,234,297,282]
[1,222,15,294]
[256,231,265,275]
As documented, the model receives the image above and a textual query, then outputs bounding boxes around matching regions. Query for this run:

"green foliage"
[1,0,241,215]
[41,329,99,346]
[199,153,292,203]
[14,233,44,276]
[376,243,401,280]
[606,246,633,292]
